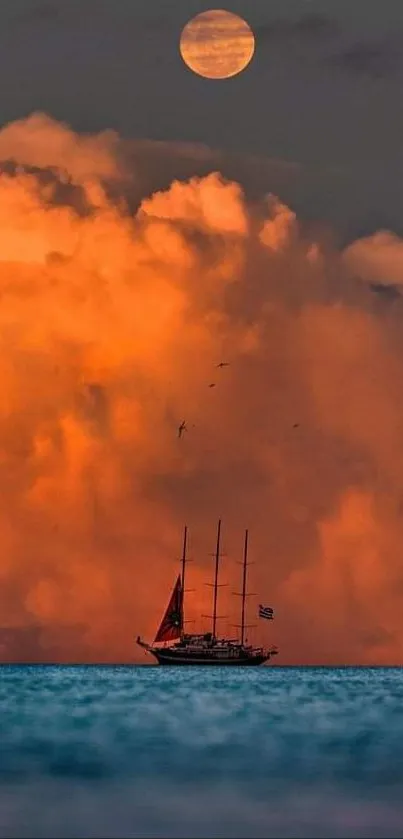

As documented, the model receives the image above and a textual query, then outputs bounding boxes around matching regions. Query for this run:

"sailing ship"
[136,520,279,666]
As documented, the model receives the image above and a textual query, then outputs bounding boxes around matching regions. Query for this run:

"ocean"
[0,665,403,838]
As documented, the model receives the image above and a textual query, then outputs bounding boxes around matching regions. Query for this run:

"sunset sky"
[1,0,403,664]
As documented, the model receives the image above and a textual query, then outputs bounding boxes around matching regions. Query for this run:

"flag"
[259,604,274,620]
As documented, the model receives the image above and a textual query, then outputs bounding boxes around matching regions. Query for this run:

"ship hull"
[149,649,271,666]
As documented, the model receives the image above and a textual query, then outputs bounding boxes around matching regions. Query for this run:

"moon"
[179,9,255,80]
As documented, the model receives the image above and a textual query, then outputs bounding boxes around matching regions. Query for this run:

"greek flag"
[259,604,274,620]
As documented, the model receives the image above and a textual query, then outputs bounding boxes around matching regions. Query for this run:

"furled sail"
[154,575,183,643]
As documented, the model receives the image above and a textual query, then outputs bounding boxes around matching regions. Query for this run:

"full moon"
[179,9,255,80]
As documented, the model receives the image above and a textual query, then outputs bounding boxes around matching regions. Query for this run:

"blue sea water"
[0,666,403,838]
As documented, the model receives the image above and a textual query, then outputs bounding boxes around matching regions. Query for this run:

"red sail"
[154,575,183,643]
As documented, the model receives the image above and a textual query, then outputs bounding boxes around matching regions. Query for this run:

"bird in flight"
[178,421,187,439]
[208,383,216,388]
[293,423,300,428]
[216,362,229,368]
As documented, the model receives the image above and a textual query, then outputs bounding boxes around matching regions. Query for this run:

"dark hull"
[150,649,270,666]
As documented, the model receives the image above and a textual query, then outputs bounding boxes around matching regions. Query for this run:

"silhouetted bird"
[209,383,216,388]
[293,423,300,428]
[178,421,187,439]
[216,362,229,368]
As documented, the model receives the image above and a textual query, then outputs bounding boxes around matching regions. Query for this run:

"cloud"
[255,13,340,44]
[0,111,121,186]
[343,231,403,287]
[326,40,399,80]
[0,112,402,663]
[255,12,402,82]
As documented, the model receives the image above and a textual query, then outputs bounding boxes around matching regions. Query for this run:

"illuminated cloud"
[0,112,402,664]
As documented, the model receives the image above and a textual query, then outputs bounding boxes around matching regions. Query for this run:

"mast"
[232,528,255,646]
[212,518,221,639]
[180,525,188,636]
[240,529,248,647]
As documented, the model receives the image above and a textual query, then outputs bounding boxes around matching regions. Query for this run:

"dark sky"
[2,0,403,238]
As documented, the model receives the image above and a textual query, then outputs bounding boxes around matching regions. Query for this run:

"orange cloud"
[0,112,402,664]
